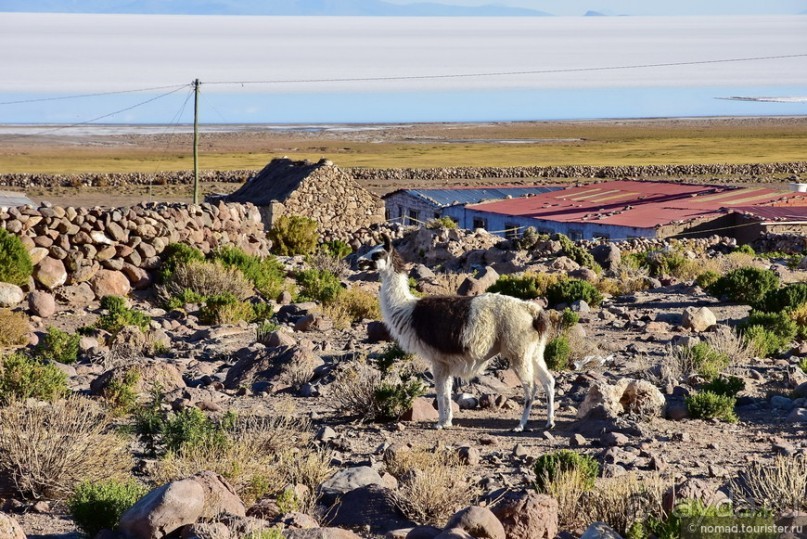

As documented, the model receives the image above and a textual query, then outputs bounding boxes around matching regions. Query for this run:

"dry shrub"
[0,309,30,348]
[582,473,669,536]
[731,455,807,513]
[306,252,349,277]
[386,446,472,524]
[718,252,762,273]
[323,287,381,330]
[545,468,588,529]
[613,263,651,295]
[0,396,132,499]
[704,327,752,366]
[329,357,383,420]
[151,412,321,506]
[158,260,254,301]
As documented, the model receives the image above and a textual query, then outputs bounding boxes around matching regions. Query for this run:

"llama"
[357,235,555,431]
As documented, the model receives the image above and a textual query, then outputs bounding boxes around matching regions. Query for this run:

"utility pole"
[192,78,201,204]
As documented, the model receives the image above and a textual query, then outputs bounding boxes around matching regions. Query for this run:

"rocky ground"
[1,224,806,539]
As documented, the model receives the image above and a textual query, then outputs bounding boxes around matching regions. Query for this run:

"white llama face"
[356,244,390,271]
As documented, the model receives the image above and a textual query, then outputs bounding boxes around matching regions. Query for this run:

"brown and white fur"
[357,235,555,431]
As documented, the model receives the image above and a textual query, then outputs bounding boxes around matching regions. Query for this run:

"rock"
[577,379,665,420]
[410,264,436,281]
[91,361,185,400]
[772,395,794,410]
[662,478,728,514]
[457,446,480,466]
[284,529,363,539]
[180,522,230,539]
[367,321,392,343]
[787,408,807,423]
[681,307,717,332]
[600,432,630,447]
[619,379,666,417]
[444,506,505,539]
[294,313,333,332]
[224,345,323,392]
[34,257,67,290]
[91,269,131,298]
[490,491,558,539]
[579,521,623,539]
[401,397,440,422]
[327,485,416,534]
[0,283,24,307]
[576,382,622,420]
[590,244,621,271]
[191,471,245,518]
[402,525,442,539]
[278,511,319,529]
[434,529,474,539]
[0,512,26,539]
[571,299,591,313]
[119,478,206,539]
[570,434,587,448]
[457,266,499,296]
[320,467,384,500]
[28,290,56,318]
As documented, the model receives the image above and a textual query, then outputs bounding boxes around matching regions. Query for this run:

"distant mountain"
[0,0,553,16]
[584,10,607,16]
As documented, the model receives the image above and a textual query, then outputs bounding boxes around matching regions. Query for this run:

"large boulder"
[444,506,505,539]
[0,283,25,308]
[283,529,363,539]
[223,345,323,392]
[577,379,665,420]
[34,257,67,290]
[91,269,132,298]
[91,361,185,400]
[28,290,56,318]
[457,266,499,297]
[189,471,246,519]
[119,478,206,539]
[590,244,621,271]
[0,512,26,539]
[327,485,416,534]
[320,467,384,500]
[681,307,717,332]
[579,522,623,539]
[490,491,558,539]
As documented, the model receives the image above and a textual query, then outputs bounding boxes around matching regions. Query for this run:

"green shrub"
[164,288,207,310]
[269,215,319,256]
[688,342,731,381]
[545,336,571,371]
[686,391,737,422]
[199,293,256,325]
[295,268,344,305]
[707,267,780,308]
[68,479,148,538]
[487,273,549,300]
[35,327,80,364]
[97,296,150,334]
[559,308,580,330]
[546,278,603,307]
[556,234,602,273]
[133,386,165,455]
[210,246,287,299]
[157,243,205,284]
[702,375,745,397]
[102,369,141,415]
[762,283,807,313]
[376,342,414,373]
[735,244,756,256]
[319,239,353,259]
[162,408,234,454]
[534,449,599,493]
[695,270,720,290]
[374,374,426,420]
[0,352,68,403]
[426,216,458,230]
[0,228,33,287]
[801,357,807,374]
[741,311,797,358]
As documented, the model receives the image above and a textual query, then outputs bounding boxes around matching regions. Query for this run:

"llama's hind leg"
[433,364,454,429]
[513,378,537,432]
[510,345,537,432]
[535,363,556,430]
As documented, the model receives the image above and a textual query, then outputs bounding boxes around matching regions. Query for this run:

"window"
[538,228,553,236]
[568,229,583,241]
[398,205,404,219]
[434,212,441,219]
[593,233,610,241]
[472,217,487,230]
[504,223,519,240]
[408,209,420,226]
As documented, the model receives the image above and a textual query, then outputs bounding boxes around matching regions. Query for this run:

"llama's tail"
[526,302,551,334]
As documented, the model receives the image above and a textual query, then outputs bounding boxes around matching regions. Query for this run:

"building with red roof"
[442,180,807,241]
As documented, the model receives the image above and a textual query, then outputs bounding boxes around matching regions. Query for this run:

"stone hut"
[221,157,385,240]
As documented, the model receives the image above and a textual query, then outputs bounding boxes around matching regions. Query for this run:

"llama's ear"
[382,233,392,251]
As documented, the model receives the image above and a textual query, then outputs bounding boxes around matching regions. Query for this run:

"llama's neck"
[379,266,417,324]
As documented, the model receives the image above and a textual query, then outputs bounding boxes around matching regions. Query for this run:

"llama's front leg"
[536,367,556,430]
[433,367,454,429]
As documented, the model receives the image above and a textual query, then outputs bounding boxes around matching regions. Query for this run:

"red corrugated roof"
[732,206,807,221]
[466,181,807,229]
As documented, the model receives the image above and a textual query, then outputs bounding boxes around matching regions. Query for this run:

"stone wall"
[0,201,269,298]
[1,161,804,190]
[281,163,385,241]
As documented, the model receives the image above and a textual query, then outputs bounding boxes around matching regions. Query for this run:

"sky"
[381,0,807,15]
[0,9,805,125]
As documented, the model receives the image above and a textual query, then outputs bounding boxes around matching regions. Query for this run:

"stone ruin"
[218,157,385,241]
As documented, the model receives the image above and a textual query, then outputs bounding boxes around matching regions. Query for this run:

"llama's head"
[356,234,405,273]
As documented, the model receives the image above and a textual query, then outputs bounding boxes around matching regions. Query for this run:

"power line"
[202,53,807,87]
[0,83,189,106]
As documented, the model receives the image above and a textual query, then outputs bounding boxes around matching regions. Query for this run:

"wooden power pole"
[192,78,201,204]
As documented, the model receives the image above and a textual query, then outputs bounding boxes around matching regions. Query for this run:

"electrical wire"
[0,83,189,106]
